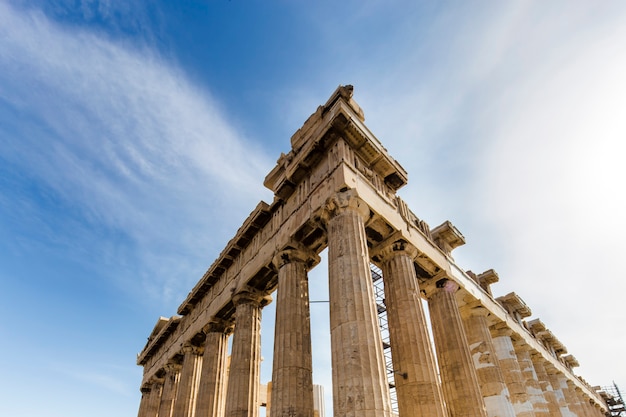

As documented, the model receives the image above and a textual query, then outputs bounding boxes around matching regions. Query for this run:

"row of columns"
[138,190,604,417]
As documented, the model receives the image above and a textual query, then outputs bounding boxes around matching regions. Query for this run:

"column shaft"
[516,345,550,417]
[491,329,535,417]
[145,381,163,417]
[224,293,263,417]
[196,323,230,417]
[138,386,151,417]
[530,355,563,417]
[378,244,446,417]
[173,346,201,417]
[271,248,316,417]
[562,380,584,416]
[326,191,392,417]
[427,280,487,417]
[546,369,574,417]
[462,309,516,417]
[158,364,182,417]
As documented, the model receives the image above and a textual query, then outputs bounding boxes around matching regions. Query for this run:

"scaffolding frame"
[371,264,399,415]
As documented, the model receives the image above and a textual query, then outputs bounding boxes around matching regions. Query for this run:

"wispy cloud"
[361,2,626,386]
[286,1,626,390]
[0,3,273,303]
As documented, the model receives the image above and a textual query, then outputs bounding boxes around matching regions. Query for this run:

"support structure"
[135,85,609,417]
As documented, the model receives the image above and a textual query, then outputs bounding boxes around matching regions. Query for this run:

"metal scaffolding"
[371,264,399,415]
[600,383,625,417]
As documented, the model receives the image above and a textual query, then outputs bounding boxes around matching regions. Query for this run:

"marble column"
[563,381,585,417]
[572,386,593,417]
[270,246,319,417]
[427,278,487,417]
[373,238,447,417]
[138,384,151,417]
[545,366,574,417]
[146,379,164,417]
[196,320,232,417]
[173,344,202,417]
[530,353,563,417]
[158,363,183,417]
[324,190,393,417]
[491,325,535,417]
[224,291,265,417]
[515,342,550,417]
[461,303,516,417]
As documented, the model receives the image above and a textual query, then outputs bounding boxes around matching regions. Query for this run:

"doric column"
[491,325,535,417]
[141,379,163,417]
[372,238,447,417]
[426,278,487,417]
[460,303,516,417]
[173,344,202,417]
[323,189,393,417]
[515,342,550,417]
[224,291,266,417]
[158,362,183,417]
[270,245,320,417]
[545,366,575,417]
[148,378,164,417]
[571,385,593,417]
[563,380,585,417]
[138,383,152,417]
[196,319,232,417]
[530,353,563,417]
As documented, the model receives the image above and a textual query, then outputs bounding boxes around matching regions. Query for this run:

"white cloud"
[0,3,273,304]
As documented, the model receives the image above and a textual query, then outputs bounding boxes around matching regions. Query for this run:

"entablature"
[264,85,407,201]
[137,316,181,365]
[178,202,272,315]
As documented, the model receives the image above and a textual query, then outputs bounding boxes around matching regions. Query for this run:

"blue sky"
[1,1,625,416]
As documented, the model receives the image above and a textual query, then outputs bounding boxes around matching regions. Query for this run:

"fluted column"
[270,245,319,417]
[563,380,585,416]
[159,363,183,417]
[491,325,535,417]
[515,342,550,417]
[545,366,575,417]
[138,384,152,417]
[150,379,165,417]
[173,344,202,417]
[324,189,393,417]
[461,303,516,417]
[574,387,593,417]
[426,278,487,417]
[224,291,265,417]
[196,320,232,417]
[143,379,163,417]
[530,353,563,417]
[372,238,446,417]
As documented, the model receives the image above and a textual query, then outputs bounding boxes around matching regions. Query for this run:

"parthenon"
[136,85,613,417]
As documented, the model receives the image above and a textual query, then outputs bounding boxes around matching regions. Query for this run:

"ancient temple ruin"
[136,85,611,417]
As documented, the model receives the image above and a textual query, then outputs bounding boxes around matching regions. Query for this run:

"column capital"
[490,322,515,338]
[181,342,203,356]
[203,318,234,335]
[370,234,419,263]
[321,188,370,224]
[272,243,320,270]
[459,300,490,319]
[232,288,271,308]
[165,361,183,373]
[512,337,532,352]
[422,276,460,298]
